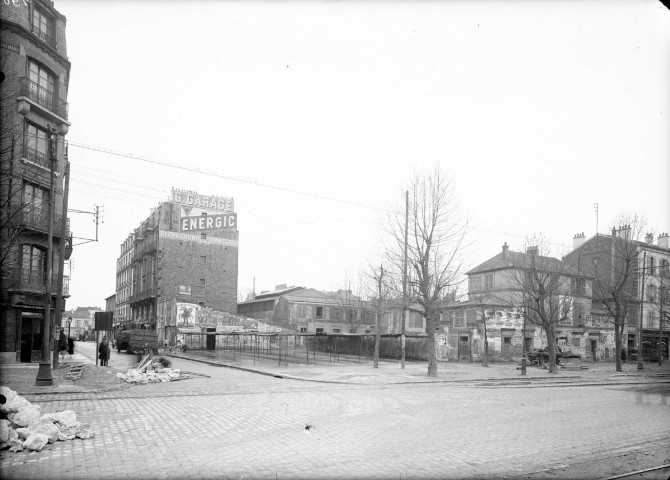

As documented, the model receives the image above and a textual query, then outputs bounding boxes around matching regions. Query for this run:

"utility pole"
[401,190,408,369]
[659,272,666,366]
[374,265,384,369]
[638,252,646,370]
[52,156,71,369]
[521,301,527,376]
[594,202,599,235]
[36,126,58,386]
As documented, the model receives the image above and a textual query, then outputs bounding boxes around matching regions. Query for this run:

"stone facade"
[0,0,72,364]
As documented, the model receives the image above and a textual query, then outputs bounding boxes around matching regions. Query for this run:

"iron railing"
[23,145,52,170]
[19,77,69,119]
[6,269,69,295]
[12,207,66,236]
[31,24,56,48]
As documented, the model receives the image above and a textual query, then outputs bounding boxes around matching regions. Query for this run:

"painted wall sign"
[171,188,234,212]
[181,213,237,231]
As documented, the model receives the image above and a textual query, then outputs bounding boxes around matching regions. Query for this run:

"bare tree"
[334,271,368,334]
[469,293,498,368]
[574,215,647,373]
[367,264,394,368]
[501,237,574,373]
[384,165,467,377]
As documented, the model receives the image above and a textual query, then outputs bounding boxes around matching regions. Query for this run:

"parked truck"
[116,329,159,354]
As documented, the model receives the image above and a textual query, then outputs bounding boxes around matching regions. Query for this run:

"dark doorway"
[206,327,216,350]
[591,340,598,362]
[502,336,513,360]
[20,316,41,363]
[458,335,470,362]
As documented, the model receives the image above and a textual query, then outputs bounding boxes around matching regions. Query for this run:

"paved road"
[2,349,669,479]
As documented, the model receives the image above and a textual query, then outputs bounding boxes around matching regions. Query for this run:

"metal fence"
[179,332,433,366]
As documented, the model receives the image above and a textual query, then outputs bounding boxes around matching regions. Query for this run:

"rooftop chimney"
[645,233,654,245]
[658,233,669,249]
[275,284,288,291]
[526,246,538,257]
[502,242,509,260]
[618,224,631,240]
[573,232,586,250]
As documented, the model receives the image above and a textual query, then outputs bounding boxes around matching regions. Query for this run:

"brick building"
[117,188,238,344]
[0,0,72,363]
[115,232,134,327]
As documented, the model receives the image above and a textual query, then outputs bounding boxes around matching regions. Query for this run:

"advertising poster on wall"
[175,302,200,328]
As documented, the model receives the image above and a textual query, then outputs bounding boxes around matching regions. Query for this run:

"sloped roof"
[282,288,343,305]
[466,249,579,276]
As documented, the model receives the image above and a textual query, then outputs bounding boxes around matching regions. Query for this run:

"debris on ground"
[116,360,185,384]
[0,386,94,452]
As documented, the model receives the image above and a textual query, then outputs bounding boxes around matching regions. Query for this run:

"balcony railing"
[130,286,157,303]
[31,24,56,48]
[23,145,52,170]
[6,269,69,296]
[19,77,69,120]
[12,207,66,237]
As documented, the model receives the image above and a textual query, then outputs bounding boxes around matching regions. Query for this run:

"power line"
[68,141,384,211]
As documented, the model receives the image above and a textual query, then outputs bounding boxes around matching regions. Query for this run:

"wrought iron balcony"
[19,77,69,120]
[6,268,69,296]
[23,145,52,170]
[31,24,56,48]
[10,206,66,237]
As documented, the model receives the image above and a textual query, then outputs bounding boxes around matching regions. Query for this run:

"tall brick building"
[0,0,72,364]
[117,188,238,343]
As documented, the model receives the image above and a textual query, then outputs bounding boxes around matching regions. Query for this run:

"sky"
[56,0,670,309]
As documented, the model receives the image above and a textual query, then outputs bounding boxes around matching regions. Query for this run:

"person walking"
[99,336,110,366]
[59,331,68,361]
[68,336,74,355]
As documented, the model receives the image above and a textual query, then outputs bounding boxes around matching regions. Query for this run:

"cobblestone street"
[1,354,669,480]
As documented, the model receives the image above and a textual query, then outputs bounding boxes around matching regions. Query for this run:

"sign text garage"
[181,214,237,232]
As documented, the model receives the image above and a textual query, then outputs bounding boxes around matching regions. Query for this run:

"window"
[21,245,46,289]
[32,7,55,46]
[200,278,206,286]
[647,285,657,303]
[648,256,655,275]
[572,278,585,295]
[24,123,49,167]
[454,310,465,327]
[332,328,341,334]
[201,233,207,239]
[661,259,670,276]
[484,274,494,290]
[23,182,48,218]
[315,328,324,335]
[299,327,307,333]
[469,275,482,291]
[573,303,583,325]
[200,255,206,264]
[198,302,205,307]
[315,306,323,319]
[27,60,56,111]
[644,311,656,329]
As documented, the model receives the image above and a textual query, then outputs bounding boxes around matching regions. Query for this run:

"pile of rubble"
[0,386,94,453]
[115,356,185,384]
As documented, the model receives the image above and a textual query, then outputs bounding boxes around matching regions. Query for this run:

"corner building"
[0,0,72,364]
[119,189,238,343]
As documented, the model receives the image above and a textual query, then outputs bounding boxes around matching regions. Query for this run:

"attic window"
[315,306,323,319]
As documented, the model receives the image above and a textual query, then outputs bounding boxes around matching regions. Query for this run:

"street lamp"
[68,316,72,339]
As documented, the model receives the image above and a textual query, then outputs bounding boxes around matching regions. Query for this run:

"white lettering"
[229,215,236,227]
[206,217,214,229]
[198,217,205,230]
[202,197,209,208]
[190,218,198,230]
[181,219,188,231]
[215,217,222,228]
[186,194,193,205]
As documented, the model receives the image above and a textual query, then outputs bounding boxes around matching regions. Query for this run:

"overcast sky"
[57,0,670,309]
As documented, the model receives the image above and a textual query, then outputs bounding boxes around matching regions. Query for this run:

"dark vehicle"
[115,329,158,354]
[526,347,580,367]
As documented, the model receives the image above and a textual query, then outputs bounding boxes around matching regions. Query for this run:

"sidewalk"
[2,350,669,396]
[169,349,670,386]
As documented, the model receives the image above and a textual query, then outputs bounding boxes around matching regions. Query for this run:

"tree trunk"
[546,326,558,373]
[614,316,623,373]
[482,322,489,367]
[426,311,438,377]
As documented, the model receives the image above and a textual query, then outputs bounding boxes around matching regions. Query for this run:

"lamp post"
[68,316,72,339]
[35,125,58,386]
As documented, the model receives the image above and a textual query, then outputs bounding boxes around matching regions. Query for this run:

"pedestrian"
[68,336,74,355]
[621,348,627,363]
[99,336,110,366]
[59,331,68,360]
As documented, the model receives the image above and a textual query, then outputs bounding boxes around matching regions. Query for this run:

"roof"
[239,286,305,304]
[466,249,577,276]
